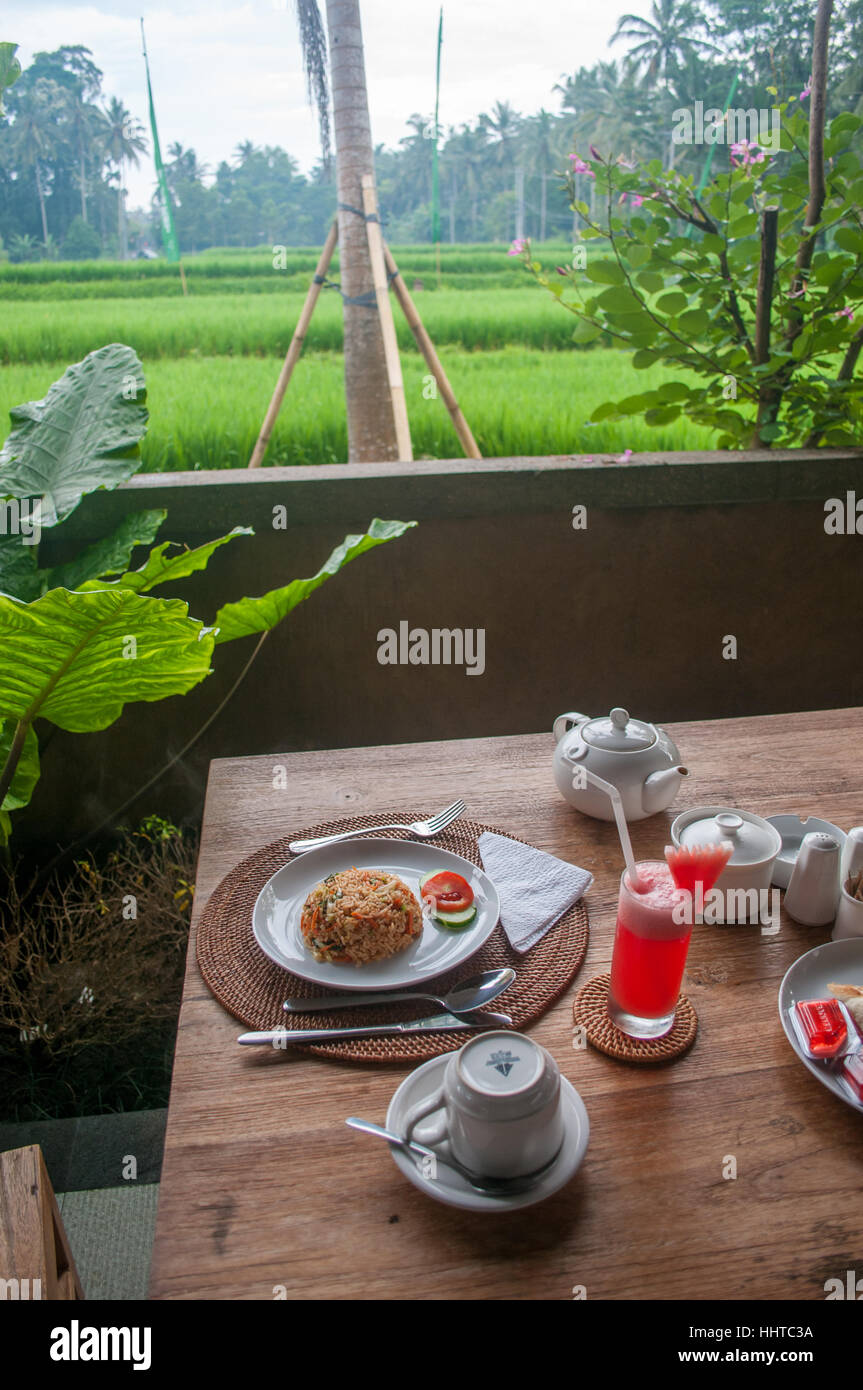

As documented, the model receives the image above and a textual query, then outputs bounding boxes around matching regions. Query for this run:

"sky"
[4,0,657,210]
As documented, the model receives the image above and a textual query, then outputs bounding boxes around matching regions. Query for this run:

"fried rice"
[300,866,423,965]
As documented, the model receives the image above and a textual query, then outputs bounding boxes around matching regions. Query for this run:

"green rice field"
[0,243,718,466]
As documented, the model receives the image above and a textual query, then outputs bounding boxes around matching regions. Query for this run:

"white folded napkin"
[478,831,593,954]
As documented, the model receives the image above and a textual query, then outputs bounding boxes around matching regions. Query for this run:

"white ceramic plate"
[385,1054,590,1212]
[778,937,863,1113]
[767,814,846,888]
[252,837,500,992]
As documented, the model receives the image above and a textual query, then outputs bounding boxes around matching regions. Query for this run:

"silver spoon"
[284,966,516,1024]
[346,1117,560,1197]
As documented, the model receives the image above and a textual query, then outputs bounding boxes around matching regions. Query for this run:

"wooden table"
[149,709,863,1301]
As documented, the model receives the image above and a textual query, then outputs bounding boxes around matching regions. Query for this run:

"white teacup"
[402,1031,564,1178]
[833,881,863,940]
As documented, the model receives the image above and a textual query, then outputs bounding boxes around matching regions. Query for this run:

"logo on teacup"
[487,1048,520,1077]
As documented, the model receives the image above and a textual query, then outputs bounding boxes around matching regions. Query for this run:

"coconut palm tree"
[480,101,523,237]
[233,140,258,167]
[611,0,717,91]
[444,122,488,240]
[295,0,399,461]
[102,96,147,259]
[556,60,657,163]
[521,109,560,241]
[399,112,435,207]
[63,86,107,223]
[9,80,63,246]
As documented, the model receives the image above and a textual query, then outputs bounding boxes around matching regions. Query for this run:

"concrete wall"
[22,450,863,845]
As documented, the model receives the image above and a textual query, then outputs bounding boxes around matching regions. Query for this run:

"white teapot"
[553,707,688,822]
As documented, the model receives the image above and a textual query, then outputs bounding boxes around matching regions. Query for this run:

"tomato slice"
[421,871,474,912]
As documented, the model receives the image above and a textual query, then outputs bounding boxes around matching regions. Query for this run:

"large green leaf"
[47,510,168,592]
[0,344,149,527]
[93,526,254,594]
[0,718,40,847]
[0,587,215,732]
[213,518,417,645]
[0,532,41,602]
[0,43,21,116]
[0,717,40,845]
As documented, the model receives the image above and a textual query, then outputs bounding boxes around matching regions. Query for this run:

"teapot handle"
[553,711,588,743]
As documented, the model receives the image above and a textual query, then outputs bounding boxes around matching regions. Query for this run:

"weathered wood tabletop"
[149,708,863,1301]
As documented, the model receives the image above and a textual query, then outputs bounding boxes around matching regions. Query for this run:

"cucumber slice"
[418,871,436,893]
[433,904,477,928]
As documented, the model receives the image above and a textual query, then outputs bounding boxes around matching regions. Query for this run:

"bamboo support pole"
[248,220,339,468]
[361,174,413,462]
[383,242,482,459]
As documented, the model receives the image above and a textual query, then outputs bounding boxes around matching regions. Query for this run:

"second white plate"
[778,937,863,1113]
[252,837,501,991]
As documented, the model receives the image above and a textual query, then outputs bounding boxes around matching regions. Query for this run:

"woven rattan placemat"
[572,972,697,1064]
[196,811,589,1064]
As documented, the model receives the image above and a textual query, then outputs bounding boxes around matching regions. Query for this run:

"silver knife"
[237,1011,489,1046]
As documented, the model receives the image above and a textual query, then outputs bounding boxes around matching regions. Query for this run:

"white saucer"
[767,815,846,888]
[385,1053,590,1212]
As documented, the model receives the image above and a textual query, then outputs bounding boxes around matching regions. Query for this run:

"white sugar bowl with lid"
[670,806,782,922]
[553,706,689,822]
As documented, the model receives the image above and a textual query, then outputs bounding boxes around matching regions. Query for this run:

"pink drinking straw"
[582,767,645,891]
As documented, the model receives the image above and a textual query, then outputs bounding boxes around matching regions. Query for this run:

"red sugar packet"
[664,842,732,896]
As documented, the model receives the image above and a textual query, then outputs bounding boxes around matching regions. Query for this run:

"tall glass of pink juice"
[608,860,690,1039]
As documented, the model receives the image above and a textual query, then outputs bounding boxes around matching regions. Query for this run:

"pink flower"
[615,448,634,464]
[556,265,568,274]
[589,144,602,161]
[730,138,767,169]
[507,238,527,256]
[619,192,645,207]
[569,155,595,177]
[800,83,812,100]
[836,306,854,321]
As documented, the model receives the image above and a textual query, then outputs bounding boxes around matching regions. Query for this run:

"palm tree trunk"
[540,172,547,242]
[35,166,48,246]
[325,0,399,461]
[449,168,456,243]
[514,167,524,240]
[79,144,88,222]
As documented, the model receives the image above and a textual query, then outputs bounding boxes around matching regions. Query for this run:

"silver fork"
[288,799,466,854]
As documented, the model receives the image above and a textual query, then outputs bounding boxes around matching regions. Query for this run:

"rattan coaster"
[572,972,697,1064]
[196,811,590,1064]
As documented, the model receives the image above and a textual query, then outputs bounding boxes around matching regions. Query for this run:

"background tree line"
[2,0,862,262]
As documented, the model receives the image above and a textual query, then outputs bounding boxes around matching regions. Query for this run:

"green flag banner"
[431,8,443,245]
[141,20,180,263]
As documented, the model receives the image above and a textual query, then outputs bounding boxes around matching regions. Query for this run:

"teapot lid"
[582,707,656,752]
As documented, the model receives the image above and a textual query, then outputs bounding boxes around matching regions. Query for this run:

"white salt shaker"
[783,832,841,926]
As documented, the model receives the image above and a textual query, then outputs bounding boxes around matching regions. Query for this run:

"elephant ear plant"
[0,343,415,855]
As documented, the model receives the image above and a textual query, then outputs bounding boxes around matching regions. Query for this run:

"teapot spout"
[642,765,689,816]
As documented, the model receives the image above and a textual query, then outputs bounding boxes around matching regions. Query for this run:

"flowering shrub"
[516,91,863,449]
